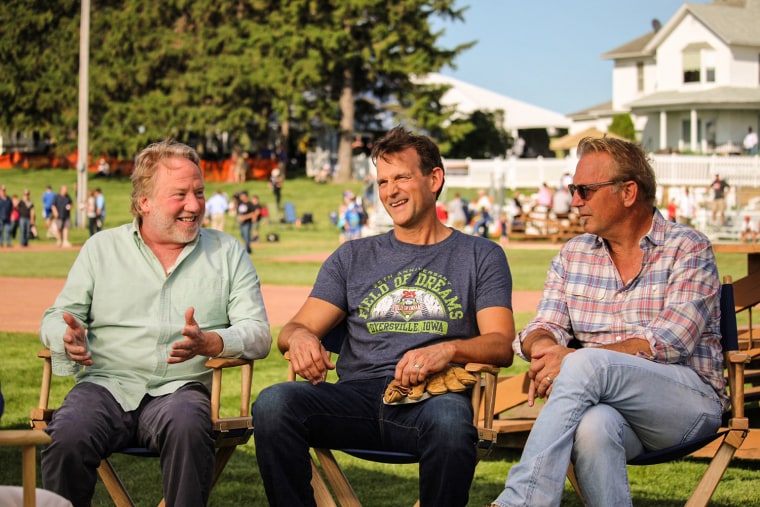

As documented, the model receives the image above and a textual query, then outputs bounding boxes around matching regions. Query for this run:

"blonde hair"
[130,140,200,218]
[576,136,657,206]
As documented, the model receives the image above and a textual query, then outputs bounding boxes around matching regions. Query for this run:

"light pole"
[76,0,90,229]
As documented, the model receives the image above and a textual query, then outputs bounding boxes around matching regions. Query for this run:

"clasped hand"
[527,343,572,406]
[288,331,335,384]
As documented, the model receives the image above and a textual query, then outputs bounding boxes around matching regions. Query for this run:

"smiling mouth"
[390,199,408,207]
[178,216,197,223]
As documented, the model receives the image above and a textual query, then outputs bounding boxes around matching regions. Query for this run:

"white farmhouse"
[570,0,760,154]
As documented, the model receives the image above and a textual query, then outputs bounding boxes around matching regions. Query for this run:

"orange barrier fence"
[0,152,277,181]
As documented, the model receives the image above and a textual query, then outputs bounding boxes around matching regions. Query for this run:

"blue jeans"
[239,221,252,253]
[253,377,477,506]
[492,349,722,507]
[42,382,214,507]
[18,218,31,246]
[0,220,10,246]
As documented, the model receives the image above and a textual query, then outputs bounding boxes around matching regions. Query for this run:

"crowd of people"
[0,183,108,249]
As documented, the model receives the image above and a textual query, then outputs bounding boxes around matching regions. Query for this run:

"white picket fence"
[368,153,760,238]
[440,153,760,190]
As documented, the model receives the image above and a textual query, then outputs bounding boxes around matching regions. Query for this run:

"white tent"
[416,73,571,132]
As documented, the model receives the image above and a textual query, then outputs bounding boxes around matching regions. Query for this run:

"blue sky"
[434,0,712,115]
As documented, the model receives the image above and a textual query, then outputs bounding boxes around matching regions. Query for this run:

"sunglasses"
[567,180,622,200]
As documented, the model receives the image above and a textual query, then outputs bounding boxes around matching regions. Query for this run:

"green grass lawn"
[1,167,758,505]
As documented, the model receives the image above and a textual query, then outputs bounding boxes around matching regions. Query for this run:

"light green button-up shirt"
[40,220,272,411]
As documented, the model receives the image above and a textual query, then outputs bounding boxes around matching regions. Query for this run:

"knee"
[573,405,620,454]
[422,397,476,449]
[560,348,612,382]
[46,420,91,453]
[253,384,298,432]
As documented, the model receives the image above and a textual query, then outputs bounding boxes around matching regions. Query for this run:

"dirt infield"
[1,238,547,333]
[0,277,540,334]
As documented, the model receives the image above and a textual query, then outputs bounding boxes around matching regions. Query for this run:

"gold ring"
[413,364,422,369]
[546,375,553,383]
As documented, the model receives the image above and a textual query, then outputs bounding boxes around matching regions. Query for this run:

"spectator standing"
[17,189,36,246]
[94,188,106,232]
[86,190,98,237]
[743,126,758,155]
[249,194,263,243]
[709,173,729,226]
[269,168,283,210]
[446,192,467,231]
[9,194,20,241]
[39,139,272,507]
[52,185,73,248]
[42,184,56,238]
[666,197,677,222]
[0,185,13,247]
[205,189,229,231]
[231,148,248,183]
[551,184,573,218]
[236,191,258,254]
[341,190,362,241]
[678,187,696,227]
[536,182,554,208]
[741,215,758,243]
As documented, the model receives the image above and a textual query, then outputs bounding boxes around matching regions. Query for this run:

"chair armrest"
[30,350,54,429]
[465,363,500,431]
[0,430,51,447]
[204,358,254,424]
[465,362,501,375]
[725,351,751,419]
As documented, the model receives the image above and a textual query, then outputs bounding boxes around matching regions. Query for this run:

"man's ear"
[139,196,150,215]
[622,181,638,207]
[430,167,445,194]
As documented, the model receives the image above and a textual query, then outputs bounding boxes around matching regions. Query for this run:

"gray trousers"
[41,382,214,507]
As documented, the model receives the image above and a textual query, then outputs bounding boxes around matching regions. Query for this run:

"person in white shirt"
[743,127,758,155]
[205,189,229,231]
[678,187,696,227]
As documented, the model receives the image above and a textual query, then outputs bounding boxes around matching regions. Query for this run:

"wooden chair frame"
[30,350,254,507]
[285,342,500,507]
[0,429,57,507]
[566,276,750,507]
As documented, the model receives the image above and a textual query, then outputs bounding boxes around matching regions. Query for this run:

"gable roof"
[417,73,570,130]
[602,0,760,60]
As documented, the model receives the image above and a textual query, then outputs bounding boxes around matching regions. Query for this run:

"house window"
[637,62,644,91]
[704,51,716,83]
[683,51,700,83]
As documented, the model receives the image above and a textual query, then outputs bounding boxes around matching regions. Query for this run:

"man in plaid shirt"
[492,137,725,507]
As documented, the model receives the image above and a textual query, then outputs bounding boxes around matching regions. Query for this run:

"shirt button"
[615,336,622,342]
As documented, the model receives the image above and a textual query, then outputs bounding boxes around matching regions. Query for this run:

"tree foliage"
[0,0,474,178]
[446,110,510,159]
[609,113,636,141]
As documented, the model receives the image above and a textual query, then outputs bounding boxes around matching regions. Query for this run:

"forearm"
[598,337,652,356]
[519,330,558,360]
[447,332,514,367]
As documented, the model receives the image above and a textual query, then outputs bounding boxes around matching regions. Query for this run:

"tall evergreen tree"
[0,0,473,174]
